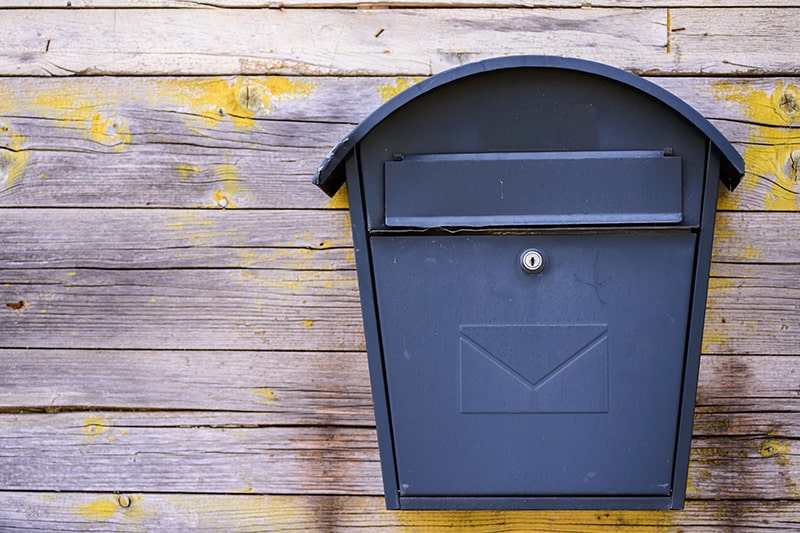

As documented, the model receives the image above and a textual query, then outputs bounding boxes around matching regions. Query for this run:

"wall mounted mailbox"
[313,56,744,510]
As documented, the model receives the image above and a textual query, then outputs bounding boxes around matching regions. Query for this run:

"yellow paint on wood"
[82,416,110,441]
[759,438,792,467]
[176,163,200,180]
[713,80,800,210]
[713,214,761,261]
[378,77,426,103]
[154,77,317,131]
[325,184,349,209]
[701,276,735,354]
[254,387,277,404]
[32,91,131,151]
[74,497,118,521]
[0,125,29,190]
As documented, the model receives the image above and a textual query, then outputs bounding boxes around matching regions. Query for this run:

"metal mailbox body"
[313,56,743,510]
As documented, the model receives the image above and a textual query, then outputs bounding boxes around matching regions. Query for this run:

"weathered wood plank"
[0,493,798,532]
[0,9,668,76]
[670,8,800,77]
[1,348,795,420]
[0,349,374,423]
[7,0,800,7]
[0,209,354,270]
[3,75,797,210]
[1,8,798,76]
[0,413,381,494]
[696,355,800,413]
[1,264,797,353]
[0,210,792,269]
[0,268,364,351]
[704,263,800,355]
[0,412,798,498]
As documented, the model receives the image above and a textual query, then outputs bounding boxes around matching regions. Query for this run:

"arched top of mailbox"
[313,56,744,197]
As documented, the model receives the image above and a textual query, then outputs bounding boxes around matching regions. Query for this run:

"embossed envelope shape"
[459,324,609,414]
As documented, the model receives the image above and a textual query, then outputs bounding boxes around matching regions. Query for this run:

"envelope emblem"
[459,324,609,414]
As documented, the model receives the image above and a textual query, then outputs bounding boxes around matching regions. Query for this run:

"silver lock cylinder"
[520,248,546,274]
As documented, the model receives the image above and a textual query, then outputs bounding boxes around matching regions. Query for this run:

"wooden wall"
[0,2,798,530]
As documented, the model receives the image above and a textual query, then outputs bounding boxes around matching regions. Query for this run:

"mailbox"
[313,56,743,510]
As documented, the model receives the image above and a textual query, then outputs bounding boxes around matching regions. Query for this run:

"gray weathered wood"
[0,209,354,270]
[0,210,794,269]
[0,493,798,532]
[0,349,374,423]
[1,264,798,354]
[0,413,382,494]
[7,0,800,7]
[3,75,797,210]
[0,411,798,498]
[0,268,363,351]
[0,8,797,76]
[0,9,665,76]
[1,348,796,421]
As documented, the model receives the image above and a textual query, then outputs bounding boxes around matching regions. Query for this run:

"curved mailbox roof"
[313,56,744,196]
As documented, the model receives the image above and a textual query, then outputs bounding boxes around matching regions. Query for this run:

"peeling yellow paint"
[254,387,277,404]
[82,416,110,441]
[89,113,131,150]
[759,438,792,467]
[0,126,29,190]
[713,80,800,210]
[325,184,349,209]
[303,319,314,328]
[713,214,761,261]
[176,163,200,180]
[378,77,425,103]
[67,272,77,277]
[701,277,735,354]
[74,497,118,521]
[32,91,131,151]
[154,77,317,131]
[212,163,242,207]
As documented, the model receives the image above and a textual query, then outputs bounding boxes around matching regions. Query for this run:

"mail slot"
[313,56,743,510]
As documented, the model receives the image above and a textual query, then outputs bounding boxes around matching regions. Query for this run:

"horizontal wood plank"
[0,412,798,498]
[0,493,798,532]
[1,348,797,421]
[1,263,797,353]
[7,0,800,7]
[0,268,364,351]
[0,349,374,423]
[0,8,798,76]
[1,8,667,76]
[0,210,793,269]
[0,209,354,270]
[3,75,798,210]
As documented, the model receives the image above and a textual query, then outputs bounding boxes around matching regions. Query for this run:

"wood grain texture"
[0,348,796,420]
[0,493,798,532]
[0,268,363,351]
[0,411,798,498]
[0,349,374,423]
[0,7,794,76]
[0,2,798,527]
[0,209,354,270]
[0,210,793,269]
[7,0,800,7]
[1,263,797,353]
[3,76,799,211]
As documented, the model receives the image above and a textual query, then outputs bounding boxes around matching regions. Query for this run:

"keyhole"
[520,249,546,274]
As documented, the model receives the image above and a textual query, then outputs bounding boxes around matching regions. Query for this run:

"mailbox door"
[371,232,695,497]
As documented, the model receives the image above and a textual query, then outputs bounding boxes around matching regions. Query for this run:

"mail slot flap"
[384,151,683,228]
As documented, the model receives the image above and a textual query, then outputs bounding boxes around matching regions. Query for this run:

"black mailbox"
[314,56,743,510]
